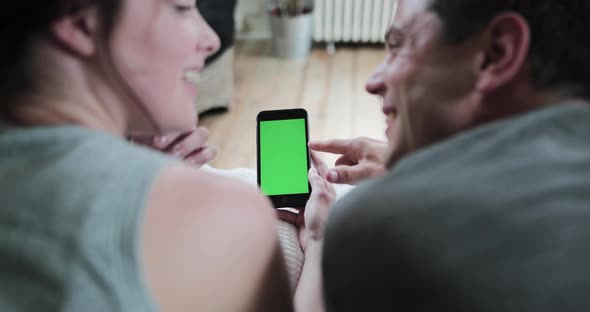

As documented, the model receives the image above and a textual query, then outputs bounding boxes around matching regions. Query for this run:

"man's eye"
[386,41,402,51]
[174,4,195,13]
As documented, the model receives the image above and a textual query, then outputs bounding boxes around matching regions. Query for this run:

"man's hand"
[309,137,388,185]
[134,127,217,167]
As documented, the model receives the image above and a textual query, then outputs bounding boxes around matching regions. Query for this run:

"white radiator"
[313,0,398,43]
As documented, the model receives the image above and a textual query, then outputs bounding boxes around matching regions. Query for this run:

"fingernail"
[328,171,338,182]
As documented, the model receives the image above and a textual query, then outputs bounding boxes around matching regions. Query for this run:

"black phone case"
[257,108,311,208]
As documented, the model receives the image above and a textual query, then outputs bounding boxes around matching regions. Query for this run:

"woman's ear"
[474,13,531,94]
[51,8,99,57]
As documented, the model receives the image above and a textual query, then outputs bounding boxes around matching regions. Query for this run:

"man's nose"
[365,61,387,96]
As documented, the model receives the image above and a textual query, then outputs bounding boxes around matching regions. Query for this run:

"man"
[310,0,590,311]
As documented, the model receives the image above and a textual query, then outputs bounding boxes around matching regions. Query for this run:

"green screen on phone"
[259,118,309,196]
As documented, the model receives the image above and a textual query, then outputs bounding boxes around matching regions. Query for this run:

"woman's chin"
[166,120,197,133]
[174,104,198,129]
[155,113,197,134]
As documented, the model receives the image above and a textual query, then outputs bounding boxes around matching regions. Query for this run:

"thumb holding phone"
[278,151,336,251]
[304,167,336,241]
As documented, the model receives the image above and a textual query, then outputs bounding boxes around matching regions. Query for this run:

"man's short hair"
[430,0,590,97]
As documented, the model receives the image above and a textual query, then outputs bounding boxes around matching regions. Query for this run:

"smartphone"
[257,108,311,208]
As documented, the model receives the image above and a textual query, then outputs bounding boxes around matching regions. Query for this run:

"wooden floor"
[199,40,387,170]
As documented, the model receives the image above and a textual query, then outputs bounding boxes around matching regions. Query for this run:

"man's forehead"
[394,0,432,29]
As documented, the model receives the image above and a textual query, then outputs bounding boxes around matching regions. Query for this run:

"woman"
[0,1,332,310]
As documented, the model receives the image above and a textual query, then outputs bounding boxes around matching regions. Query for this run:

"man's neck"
[480,82,570,124]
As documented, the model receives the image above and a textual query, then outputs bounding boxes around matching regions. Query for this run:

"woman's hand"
[133,127,217,167]
[279,152,336,252]
[277,152,334,312]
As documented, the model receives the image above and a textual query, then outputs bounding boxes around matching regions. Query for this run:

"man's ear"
[51,8,99,57]
[474,13,531,93]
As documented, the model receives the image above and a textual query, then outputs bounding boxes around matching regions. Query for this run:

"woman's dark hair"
[0,1,121,112]
[430,0,590,97]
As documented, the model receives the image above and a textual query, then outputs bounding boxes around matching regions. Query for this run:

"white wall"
[236,0,271,39]
[236,0,267,18]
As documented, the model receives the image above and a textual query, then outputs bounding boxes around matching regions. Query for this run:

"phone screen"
[259,118,310,196]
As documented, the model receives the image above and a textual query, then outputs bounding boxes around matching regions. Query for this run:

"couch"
[195,0,238,114]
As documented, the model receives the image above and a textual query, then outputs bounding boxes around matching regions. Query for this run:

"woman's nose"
[196,14,221,57]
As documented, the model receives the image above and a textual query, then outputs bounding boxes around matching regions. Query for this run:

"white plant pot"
[268,10,314,60]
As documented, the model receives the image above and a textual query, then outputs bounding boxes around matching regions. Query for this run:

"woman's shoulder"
[141,163,284,310]
[149,163,272,215]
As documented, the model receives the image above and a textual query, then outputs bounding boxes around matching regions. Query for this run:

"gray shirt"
[323,102,590,311]
[0,125,170,311]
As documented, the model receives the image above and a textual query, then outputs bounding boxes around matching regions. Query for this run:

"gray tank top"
[0,125,171,311]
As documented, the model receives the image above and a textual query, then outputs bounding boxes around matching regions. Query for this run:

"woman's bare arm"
[294,241,325,312]
[142,164,293,311]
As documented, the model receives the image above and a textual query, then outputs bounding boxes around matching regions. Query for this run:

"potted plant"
[268,0,314,60]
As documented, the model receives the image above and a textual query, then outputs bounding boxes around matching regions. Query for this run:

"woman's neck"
[9,88,127,136]
[6,38,133,136]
